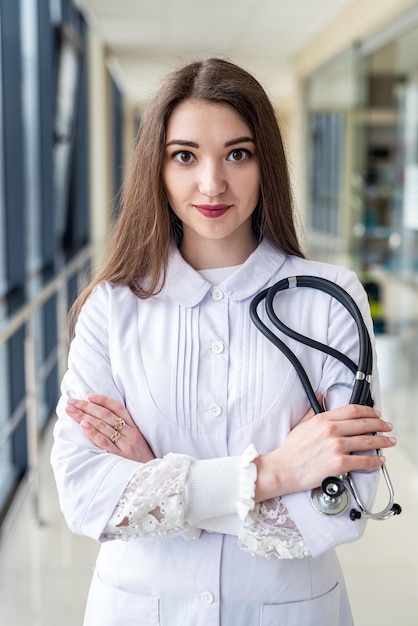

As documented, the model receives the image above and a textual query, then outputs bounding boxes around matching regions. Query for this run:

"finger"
[66,397,128,428]
[65,400,110,429]
[80,420,123,456]
[79,412,120,440]
[81,418,154,462]
[66,397,110,421]
[65,399,129,445]
[86,394,133,423]
[321,404,381,422]
[344,452,388,473]
[322,448,389,478]
[324,417,393,438]
[65,402,85,424]
[341,433,397,455]
[67,395,154,461]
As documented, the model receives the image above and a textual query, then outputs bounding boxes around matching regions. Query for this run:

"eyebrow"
[224,136,255,147]
[165,136,255,148]
[165,139,199,148]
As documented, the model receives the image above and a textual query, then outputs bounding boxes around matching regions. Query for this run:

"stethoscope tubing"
[250,275,400,521]
[265,276,373,408]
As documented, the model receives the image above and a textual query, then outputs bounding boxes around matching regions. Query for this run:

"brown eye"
[228,149,250,162]
[173,151,195,164]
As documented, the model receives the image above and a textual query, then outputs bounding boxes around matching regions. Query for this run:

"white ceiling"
[74,0,355,106]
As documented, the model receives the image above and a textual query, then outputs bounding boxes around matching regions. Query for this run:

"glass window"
[0,0,26,516]
[308,112,345,238]
[306,13,418,467]
[0,4,14,514]
[348,26,418,280]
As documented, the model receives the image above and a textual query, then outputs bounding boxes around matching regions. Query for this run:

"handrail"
[0,245,92,525]
[0,246,91,344]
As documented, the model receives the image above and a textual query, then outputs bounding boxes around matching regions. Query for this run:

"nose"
[198,160,227,197]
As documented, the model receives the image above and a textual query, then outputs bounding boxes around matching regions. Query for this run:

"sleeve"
[100,445,259,540]
[51,284,259,541]
[277,268,382,558]
[51,285,144,540]
[100,440,311,561]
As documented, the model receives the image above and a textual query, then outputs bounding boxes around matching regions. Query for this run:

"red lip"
[194,204,232,218]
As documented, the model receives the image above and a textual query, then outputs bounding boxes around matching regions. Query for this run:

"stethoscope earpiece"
[392,503,402,515]
[350,509,362,521]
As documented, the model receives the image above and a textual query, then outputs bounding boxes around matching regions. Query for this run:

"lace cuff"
[100,453,200,540]
[99,445,309,560]
[238,497,312,560]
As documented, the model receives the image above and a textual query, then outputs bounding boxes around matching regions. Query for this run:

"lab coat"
[51,239,381,625]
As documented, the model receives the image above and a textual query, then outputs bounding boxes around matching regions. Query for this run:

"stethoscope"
[250,275,401,521]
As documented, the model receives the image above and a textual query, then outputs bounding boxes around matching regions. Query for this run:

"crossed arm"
[66,393,395,503]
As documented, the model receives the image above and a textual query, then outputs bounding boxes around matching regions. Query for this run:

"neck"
[180,235,258,270]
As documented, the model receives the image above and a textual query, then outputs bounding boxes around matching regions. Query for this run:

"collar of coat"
[164,239,286,308]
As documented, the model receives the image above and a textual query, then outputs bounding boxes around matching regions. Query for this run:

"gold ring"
[113,418,125,433]
[111,430,121,444]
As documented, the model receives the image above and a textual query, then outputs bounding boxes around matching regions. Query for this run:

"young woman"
[51,58,396,625]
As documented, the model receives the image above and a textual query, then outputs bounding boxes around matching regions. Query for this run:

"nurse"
[51,58,396,625]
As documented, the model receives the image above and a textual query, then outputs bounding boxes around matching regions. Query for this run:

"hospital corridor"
[1,0,418,624]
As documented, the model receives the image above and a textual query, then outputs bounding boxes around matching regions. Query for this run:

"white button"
[211,341,224,354]
[200,591,214,605]
[208,403,222,417]
[212,287,224,301]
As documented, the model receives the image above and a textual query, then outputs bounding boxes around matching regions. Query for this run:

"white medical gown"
[51,239,381,625]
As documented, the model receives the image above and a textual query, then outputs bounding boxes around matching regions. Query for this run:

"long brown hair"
[69,58,304,335]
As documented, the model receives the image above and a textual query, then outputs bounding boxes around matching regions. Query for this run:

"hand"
[254,404,397,502]
[65,394,155,462]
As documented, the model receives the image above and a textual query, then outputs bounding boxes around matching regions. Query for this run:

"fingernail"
[386,422,393,430]
[67,398,78,405]
[379,455,386,463]
[389,437,397,444]
[80,420,91,430]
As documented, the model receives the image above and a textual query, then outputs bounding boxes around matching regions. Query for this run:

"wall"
[87,27,113,272]
[295,0,417,78]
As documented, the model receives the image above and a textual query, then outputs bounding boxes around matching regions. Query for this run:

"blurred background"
[0,0,418,623]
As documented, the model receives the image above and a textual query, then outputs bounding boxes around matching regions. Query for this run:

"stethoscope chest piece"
[311,477,349,516]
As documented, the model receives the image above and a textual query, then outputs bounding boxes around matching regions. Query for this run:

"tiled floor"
[0,334,417,625]
[0,424,98,625]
